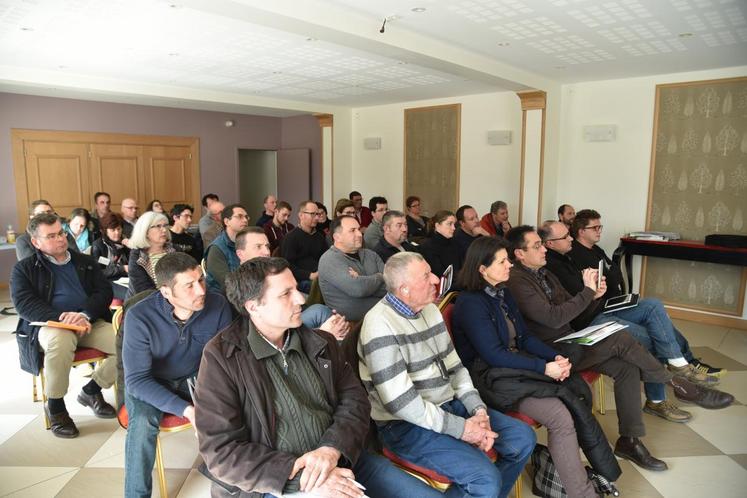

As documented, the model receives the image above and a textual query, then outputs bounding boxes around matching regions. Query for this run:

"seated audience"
[90,191,111,238]
[255,194,277,227]
[358,252,535,498]
[480,200,512,238]
[145,199,165,213]
[315,202,330,234]
[235,227,349,339]
[205,204,249,293]
[544,219,722,394]
[64,207,94,254]
[127,211,174,298]
[453,237,620,497]
[454,204,490,263]
[11,213,116,438]
[169,203,202,262]
[374,210,417,263]
[418,210,461,276]
[120,198,139,243]
[91,212,130,301]
[558,203,576,228]
[201,200,225,248]
[363,196,388,249]
[280,200,329,293]
[194,257,441,498]
[405,195,429,241]
[318,216,386,322]
[350,190,372,230]
[504,225,733,471]
[263,200,294,252]
[16,199,77,261]
[123,252,232,497]
[334,198,356,218]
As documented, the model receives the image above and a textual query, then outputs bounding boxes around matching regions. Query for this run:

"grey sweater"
[318,246,386,321]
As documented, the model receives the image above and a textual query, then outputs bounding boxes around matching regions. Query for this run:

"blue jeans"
[378,399,536,498]
[266,450,445,498]
[591,297,683,402]
[301,304,333,329]
[124,381,191,498]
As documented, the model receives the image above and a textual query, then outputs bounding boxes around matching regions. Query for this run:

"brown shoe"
[614,437,668,471]
[668,363,719,387]
[643,400,692,423]
[45,405,79,438]
[77,390,116,418]
[670,376,735,409]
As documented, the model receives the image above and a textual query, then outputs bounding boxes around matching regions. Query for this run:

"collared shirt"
[385,292,418,318]
[522,264,554,299]
[44,250,72,266]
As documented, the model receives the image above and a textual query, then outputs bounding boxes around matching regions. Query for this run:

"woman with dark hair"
[64,207,94,253]
[145,199,165,214]
[315,202,330,234]
[452,236,620,497]
[416,210,460,277]
[405,195,429,241]
[91,212,130,300]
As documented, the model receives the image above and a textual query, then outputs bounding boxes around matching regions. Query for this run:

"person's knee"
[463,464,501,498]
[41,328,77,352]
[542,401,575,433]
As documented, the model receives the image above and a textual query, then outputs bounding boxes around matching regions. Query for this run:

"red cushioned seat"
[382,446,498,489]
[117,405,191,431]
[73,347,107,363]
[506,410,541,427]
[580,370,600,384]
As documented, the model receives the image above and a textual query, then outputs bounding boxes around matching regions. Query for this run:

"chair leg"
[155,434,168,498]
[514,471,522,498]
[597,376,606,415]
[40,368,50,429]
[32,374,39,402]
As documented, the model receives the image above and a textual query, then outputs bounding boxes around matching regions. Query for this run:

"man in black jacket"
[11,213,116,438]
[373,210,417,263]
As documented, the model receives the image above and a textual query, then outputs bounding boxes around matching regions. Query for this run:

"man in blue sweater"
[123,252,233,498]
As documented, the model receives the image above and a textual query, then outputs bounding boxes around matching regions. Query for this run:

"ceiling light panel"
[490,17,567,40]
[447,0,533,23]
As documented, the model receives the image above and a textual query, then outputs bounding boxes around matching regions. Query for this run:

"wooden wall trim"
[516,90,547,111]
[667,307,747,331]
[518,109,527,224]
[314,114,333,128]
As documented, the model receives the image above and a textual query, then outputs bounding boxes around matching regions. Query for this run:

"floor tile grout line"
[0,467,80,497]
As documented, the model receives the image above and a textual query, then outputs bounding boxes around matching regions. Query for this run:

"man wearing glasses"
[120,198,139,244]
[205,204,249,292]
[11,213,117,438]
[16,200,77,261]
[281,200,330,293]
[169,204,202,261]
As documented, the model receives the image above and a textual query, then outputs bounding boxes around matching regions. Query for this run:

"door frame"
[12,129,200,229]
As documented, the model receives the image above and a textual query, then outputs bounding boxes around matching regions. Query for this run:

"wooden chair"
[112,305,192,498]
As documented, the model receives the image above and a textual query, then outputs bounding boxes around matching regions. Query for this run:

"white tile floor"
[0,287,746,497]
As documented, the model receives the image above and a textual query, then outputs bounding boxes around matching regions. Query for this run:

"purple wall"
[0,92,321,284]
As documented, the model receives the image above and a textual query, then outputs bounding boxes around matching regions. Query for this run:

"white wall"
[558,65,747,318]
[351,92,523,217]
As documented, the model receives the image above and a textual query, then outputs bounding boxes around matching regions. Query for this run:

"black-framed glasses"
[301,211,320,216]
[546,231,571,242]
[583,225,603,232]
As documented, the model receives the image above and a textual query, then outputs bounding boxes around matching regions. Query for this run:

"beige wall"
[351,92,523,216]
[557,65,747,319]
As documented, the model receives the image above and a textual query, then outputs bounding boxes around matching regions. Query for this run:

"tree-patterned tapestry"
[644,77,747,315]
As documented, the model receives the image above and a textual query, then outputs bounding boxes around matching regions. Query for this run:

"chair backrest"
[438,291,459,341]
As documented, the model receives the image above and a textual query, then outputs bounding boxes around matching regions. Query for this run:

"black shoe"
[77,390,116,418]
[45,405,79,438]
[691,359,726,378]
[614,437,668,471]
[669,376,735,409]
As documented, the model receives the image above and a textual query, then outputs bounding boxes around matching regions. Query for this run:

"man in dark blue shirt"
[122,252,232,498]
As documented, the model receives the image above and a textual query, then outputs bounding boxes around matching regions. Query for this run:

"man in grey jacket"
[318,216,386,322]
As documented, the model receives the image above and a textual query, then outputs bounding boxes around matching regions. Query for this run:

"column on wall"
[516,90,547,226]
[315,114,333,207]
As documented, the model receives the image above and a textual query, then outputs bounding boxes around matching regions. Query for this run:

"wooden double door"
[12,130,200,227]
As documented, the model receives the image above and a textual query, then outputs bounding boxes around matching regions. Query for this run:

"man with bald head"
[255,194,277,228]
[201,200,225,248]
[120,198,139,243]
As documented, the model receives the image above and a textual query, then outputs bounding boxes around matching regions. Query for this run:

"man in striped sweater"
[358,252,536,498]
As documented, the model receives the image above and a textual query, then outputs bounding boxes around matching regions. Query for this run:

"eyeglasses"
[545,231,571,242]
[149,223,169,230]
[583,225,603,232]
[301,211,321,216]
[523,242,543,251]
[232,214,250,220]
[37,230,67,241]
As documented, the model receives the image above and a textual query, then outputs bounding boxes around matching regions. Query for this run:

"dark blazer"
[545,249,603,329]
[406,215,429,241]
[194,318,370,497]
[418,232,461,276]
[91,237,129,280]
[373,237,417,263]
[10,250,113,374]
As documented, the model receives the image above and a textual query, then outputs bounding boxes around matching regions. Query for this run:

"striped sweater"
[358,298,486,439]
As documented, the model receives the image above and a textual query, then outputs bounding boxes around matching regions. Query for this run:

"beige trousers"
[37,319,117,399]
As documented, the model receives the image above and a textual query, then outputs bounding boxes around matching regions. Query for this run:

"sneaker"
[643,400,692,423]
[691,359,726,378]
[668,363,719,387]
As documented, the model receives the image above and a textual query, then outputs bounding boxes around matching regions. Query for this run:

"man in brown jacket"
[193,257,442,498]
[504,226,733,473]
